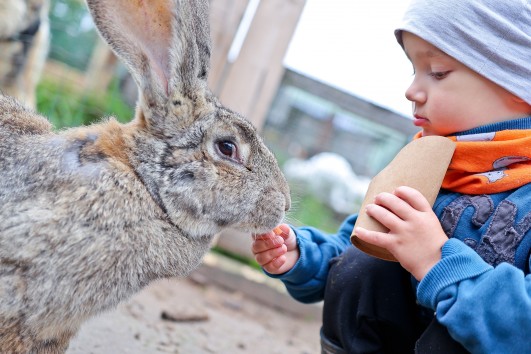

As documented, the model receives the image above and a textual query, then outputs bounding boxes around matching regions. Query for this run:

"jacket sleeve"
[417,238,531,354]
[267,214,357,303]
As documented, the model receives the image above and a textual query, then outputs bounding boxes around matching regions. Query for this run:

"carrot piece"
[273,226,283,235]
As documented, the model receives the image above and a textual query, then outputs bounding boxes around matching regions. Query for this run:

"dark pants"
[320,245,468,354]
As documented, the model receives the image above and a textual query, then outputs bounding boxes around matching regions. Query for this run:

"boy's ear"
[510,96,531,112]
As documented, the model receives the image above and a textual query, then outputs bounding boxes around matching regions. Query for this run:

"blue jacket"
[271,117,531,354]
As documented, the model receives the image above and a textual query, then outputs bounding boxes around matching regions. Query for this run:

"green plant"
[287,190,343,234]
[36,78,133,129]
[211,246,262,271]
[49,0,98,70]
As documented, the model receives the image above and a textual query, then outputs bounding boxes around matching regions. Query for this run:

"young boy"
[252,0,531,353]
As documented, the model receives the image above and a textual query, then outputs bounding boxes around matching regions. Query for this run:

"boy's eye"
[430,71,451,79]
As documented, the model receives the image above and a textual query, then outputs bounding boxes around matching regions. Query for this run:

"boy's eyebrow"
[405,48,448,61]
[425,49,445,58]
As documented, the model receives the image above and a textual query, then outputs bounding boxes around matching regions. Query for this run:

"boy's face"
[402,32,530,136]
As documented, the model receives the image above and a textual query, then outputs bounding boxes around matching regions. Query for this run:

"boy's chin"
[420,129,442,137]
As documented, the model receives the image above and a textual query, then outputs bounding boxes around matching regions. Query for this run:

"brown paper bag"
[351,136,456,261]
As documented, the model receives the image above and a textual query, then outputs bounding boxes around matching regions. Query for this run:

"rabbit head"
[87,0,291,236]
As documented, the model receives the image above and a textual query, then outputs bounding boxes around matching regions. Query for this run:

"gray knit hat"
[395,0,531,105]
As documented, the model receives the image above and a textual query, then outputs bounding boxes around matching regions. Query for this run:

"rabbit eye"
[216,140,239,161]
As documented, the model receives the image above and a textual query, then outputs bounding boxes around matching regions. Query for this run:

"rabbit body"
[0,0,290,352]
[0,98,210,347]
[0,0,50,109]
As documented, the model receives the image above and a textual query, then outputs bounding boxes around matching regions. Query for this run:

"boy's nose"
[405,82,426,104]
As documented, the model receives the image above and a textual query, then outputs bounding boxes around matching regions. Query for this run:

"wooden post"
[83,38,117,94]
[208,0,249,93]
[213,0,307,130]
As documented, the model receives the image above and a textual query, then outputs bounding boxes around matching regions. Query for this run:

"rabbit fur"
[0,0,291,352]
[0,0,50,109]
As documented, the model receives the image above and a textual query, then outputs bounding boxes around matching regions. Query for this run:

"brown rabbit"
[0,0,291,352]
[0,0,49,109]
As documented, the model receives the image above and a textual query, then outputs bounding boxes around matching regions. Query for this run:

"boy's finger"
[254,244,287,266]
[354,227,392,250]
[365,203,402,230]
[253,230,275,240]
[374,192,413,221]
[394,186,432,212]
[264,255,287,273]
[251,236,284,254]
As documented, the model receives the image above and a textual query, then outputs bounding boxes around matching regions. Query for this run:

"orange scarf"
[414,130,531,195]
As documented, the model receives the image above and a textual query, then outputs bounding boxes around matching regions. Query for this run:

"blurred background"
[4,0,418,260]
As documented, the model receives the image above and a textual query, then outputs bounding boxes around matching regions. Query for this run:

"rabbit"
[0,0,50,109]
[0,0,291,352]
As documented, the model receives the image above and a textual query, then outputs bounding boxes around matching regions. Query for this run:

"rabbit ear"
[86,0,210,125]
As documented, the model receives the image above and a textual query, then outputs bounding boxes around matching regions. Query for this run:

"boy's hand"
[252,224,299,275]
[354,186,448,281]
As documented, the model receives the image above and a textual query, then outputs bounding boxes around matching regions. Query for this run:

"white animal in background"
[284,152,370,214]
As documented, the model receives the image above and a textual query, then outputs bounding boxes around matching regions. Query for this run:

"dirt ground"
[66,253,322,354]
